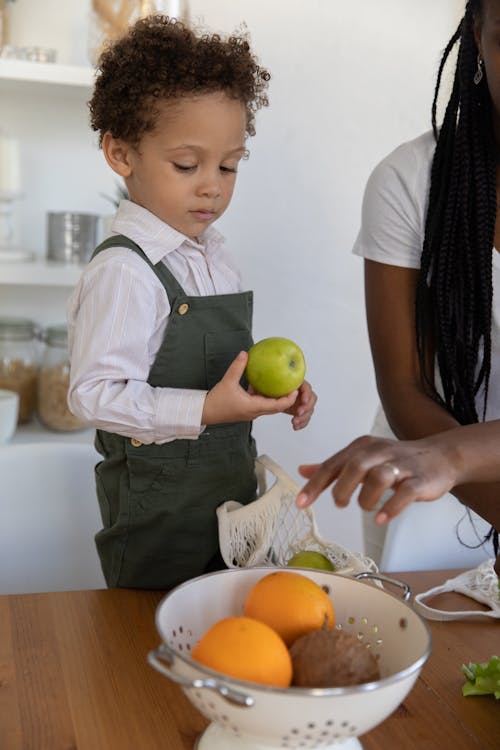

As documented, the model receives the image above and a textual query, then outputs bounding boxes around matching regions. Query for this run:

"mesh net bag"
[413,558,500,621]
[217,454,378,575]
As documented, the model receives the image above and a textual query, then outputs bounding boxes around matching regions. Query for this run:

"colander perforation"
[333,616,384,662]
[278,717,362,748]
[169,624,195,654]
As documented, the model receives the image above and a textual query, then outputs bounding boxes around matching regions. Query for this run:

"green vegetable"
[461,656,500,699]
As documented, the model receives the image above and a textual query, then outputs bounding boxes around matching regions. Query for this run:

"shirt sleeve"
[352,139,429,269]
[67,252,206,444]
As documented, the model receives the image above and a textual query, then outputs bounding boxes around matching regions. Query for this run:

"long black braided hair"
[416,0,498,556]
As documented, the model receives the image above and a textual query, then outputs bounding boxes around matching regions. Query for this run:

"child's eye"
[220,165,238,174]
[173,163,196,172]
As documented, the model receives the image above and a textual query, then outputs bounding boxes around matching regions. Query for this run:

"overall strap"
[92,234,186,304]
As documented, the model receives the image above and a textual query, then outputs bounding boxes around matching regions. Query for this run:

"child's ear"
[102,132,133,178]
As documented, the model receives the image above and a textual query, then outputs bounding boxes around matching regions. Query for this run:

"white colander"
[148,567,431,750]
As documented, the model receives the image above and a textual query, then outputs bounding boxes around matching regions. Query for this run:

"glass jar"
[37,324,87,432]
[0,316,38,424]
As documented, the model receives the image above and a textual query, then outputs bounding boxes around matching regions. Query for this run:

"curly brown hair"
[89,14,270,148]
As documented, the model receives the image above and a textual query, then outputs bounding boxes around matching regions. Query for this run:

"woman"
[298,0,500,565]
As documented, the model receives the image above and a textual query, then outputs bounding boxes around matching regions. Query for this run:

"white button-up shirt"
[67,200,243,444]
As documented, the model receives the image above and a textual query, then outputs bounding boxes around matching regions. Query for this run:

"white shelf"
[1,60,95,288]
[0,59,94,93]
[0,259,83,287]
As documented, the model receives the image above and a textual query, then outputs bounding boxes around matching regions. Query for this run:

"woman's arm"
[364,258,500,529]
[364,259,458,437]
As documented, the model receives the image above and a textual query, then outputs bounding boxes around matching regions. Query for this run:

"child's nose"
[197,170,222,198]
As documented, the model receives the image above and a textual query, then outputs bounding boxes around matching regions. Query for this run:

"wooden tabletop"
[0,569,498,750]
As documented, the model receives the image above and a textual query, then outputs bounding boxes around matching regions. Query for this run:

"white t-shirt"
[352,130,500,432]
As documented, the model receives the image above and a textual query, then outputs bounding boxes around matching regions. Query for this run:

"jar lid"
[0,316,36,341]
[44,324,68,348]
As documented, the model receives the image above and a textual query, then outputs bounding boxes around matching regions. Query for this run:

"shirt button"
[178,303,189,315]
[131,438,142,447]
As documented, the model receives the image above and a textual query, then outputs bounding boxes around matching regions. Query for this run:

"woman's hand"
[285,380,317,430]
[295,434,460,524]
[202,351,298,425]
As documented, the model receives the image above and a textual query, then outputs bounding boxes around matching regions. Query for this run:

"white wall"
[6,0,465,551]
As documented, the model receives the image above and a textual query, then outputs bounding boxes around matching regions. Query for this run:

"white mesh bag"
[413,558,500,621]
[217,454,377,575]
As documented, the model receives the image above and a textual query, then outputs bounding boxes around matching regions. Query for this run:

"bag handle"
[413,582,500,621]
[255,454,301,495]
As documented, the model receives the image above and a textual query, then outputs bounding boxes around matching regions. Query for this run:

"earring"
[474,53,484,85]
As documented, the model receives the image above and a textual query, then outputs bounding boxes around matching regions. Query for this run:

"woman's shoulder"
[369,130,435,192]
[385,130,435,162]
[353,132,435,268]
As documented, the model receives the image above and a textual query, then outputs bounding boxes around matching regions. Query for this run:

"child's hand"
[202,351,299,425]
[285,380,317,430]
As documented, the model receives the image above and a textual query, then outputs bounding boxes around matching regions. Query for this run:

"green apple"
[286,550,335,571]
[245,337,306,398]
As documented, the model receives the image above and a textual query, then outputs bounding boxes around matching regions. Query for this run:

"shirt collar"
[111,199,225,265]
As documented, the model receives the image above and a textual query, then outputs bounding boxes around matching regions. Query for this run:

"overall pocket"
[125,440,188,514]
[205,329,253,387]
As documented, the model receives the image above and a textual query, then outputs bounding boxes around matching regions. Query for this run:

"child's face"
[123,92,247,240]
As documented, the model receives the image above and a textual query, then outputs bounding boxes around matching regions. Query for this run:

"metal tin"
[47,212,99,264]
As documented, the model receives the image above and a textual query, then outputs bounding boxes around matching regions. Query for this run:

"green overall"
[91,235,257,589]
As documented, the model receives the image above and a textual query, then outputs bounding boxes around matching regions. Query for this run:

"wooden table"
[0,570,497,750]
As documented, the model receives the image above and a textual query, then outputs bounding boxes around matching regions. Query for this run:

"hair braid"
[416,0,496,426]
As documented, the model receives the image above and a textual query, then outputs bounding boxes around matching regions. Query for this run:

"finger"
[297,381,312,403]
[292,411,313,430]
[299,385,316,408]
[224,351,249,384]
[330,461,375,508]
[331,451,402,509]
[298,463,321,478]
[250,389,299,414]
[374,479,421,524]
[276,392,299,411]
[291,405,317,429]
[296,436,386,508]
[354,463,404,512]
[295,458,341,508]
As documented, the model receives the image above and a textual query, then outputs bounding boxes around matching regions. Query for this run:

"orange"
[243,571,335,646]
[191,616,292,688]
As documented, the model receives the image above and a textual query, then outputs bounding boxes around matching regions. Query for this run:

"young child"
[67,15,317,590]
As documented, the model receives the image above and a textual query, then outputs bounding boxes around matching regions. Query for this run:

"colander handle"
[147,644,255,708]
[354,572,411,601]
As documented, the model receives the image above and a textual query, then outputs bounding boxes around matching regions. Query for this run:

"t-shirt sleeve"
[352,139,430,269]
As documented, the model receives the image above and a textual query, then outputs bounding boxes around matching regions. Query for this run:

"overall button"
[130,438,142,447]
[178,303,189,315]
